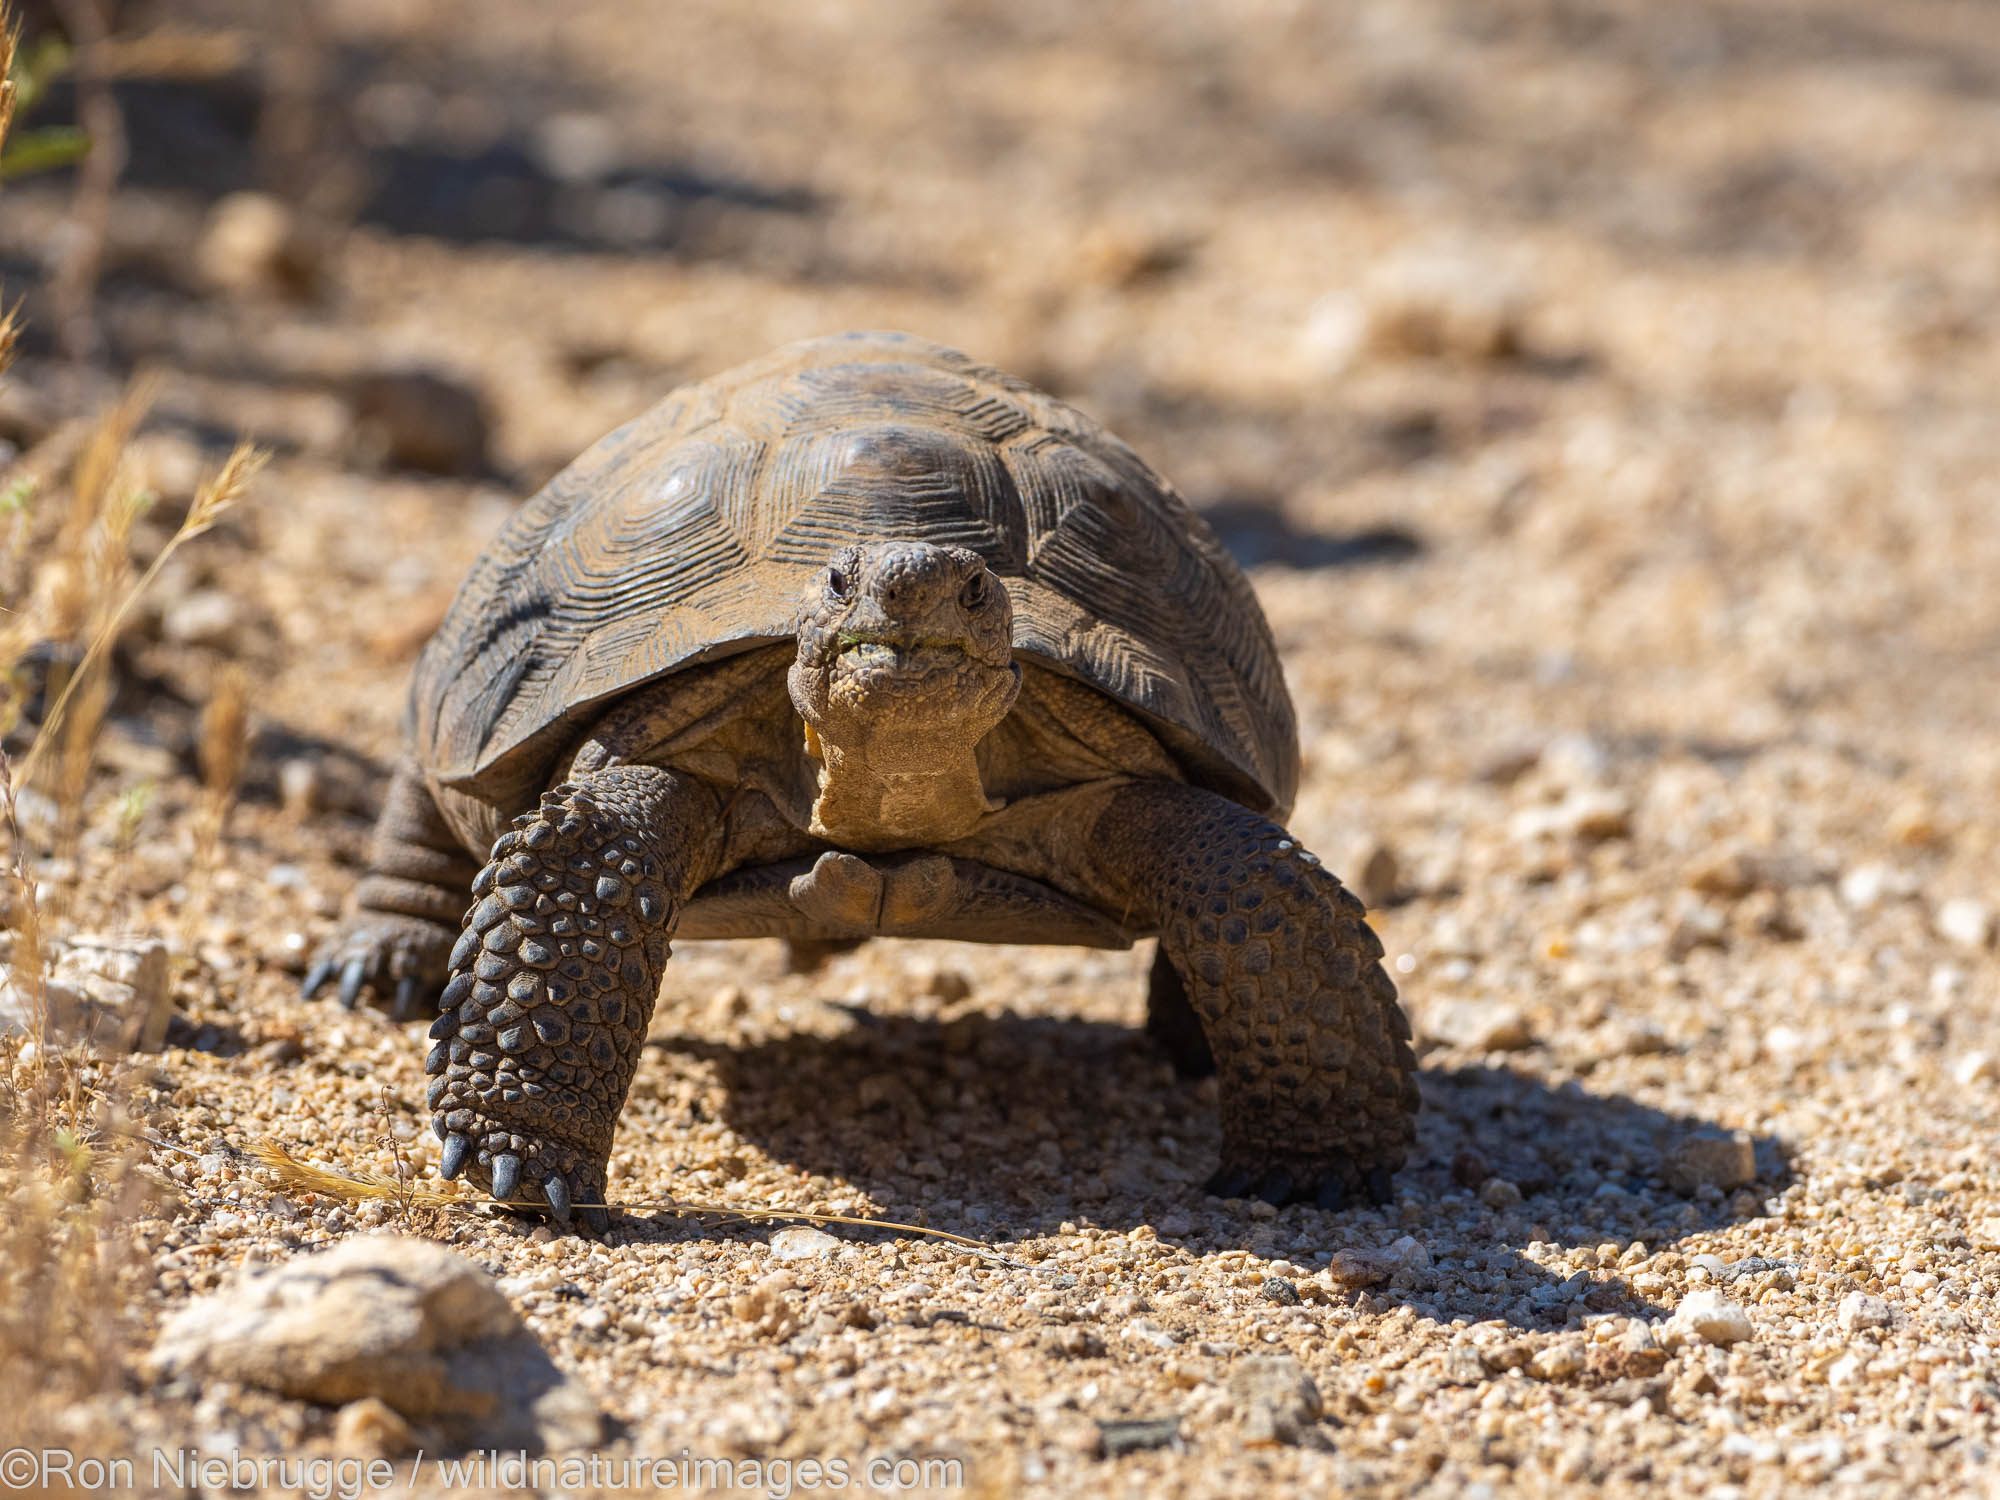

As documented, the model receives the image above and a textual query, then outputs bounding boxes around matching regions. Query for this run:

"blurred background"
[1,0,1995,956]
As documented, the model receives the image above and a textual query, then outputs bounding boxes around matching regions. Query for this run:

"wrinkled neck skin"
[797,686,1015,849]
[787,540,1022,851]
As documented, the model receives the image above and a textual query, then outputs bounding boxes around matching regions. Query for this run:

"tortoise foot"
[303,913,455,1021]
[1204,1158,1396,1211]
[424,767,714,1230]
[434,1109,611,1234]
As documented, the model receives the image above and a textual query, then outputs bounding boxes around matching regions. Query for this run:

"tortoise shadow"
[642,1008,1786,1331]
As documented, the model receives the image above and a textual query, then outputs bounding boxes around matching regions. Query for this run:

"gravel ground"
[4,1,1999,1496]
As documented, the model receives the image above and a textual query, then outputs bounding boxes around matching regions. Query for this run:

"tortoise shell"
[409,331,1299,817]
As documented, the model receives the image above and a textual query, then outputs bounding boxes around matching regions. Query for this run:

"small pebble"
[1837,1292,1896,1332]
[1936,898,1994,950]
[770,1226,843,1261]
[1662,1130,1756,1194]
[1670,1290,1755,1346]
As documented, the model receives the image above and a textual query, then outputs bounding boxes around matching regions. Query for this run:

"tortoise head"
[790,540,1019,723]
[788,541,1021,788]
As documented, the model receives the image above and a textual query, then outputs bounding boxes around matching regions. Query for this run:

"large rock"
[148,1235,600,1449]
[0,935,172,1051]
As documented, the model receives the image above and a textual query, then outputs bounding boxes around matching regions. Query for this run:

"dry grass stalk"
[0,743,47,1090]
[243,1140,1025,1265]
[183,662,247,942]
[0,0,154,1456]
[0,13,15,152]
[16,439,266,792]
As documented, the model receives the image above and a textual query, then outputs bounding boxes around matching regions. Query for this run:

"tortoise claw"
[542,1174,572,1223]
[1365,1166,1396,1206]
[302,957,334,998]
[1314,1176,1346,1212]
[439,1133,470,1182]
[392,975,423,1022]
[337,957,367,1010]
[582,1203,610,1236]
[490,1152,522,1202]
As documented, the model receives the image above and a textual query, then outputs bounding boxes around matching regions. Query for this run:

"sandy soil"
[4,0,2000,1495]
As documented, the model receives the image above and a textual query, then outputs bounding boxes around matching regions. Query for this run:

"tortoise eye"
[826,566,849,598]
[960,574,989,610]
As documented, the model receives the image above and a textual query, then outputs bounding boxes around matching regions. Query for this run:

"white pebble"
[1936,898,1994,950]
[1951,1052,1997,1086]
[1671,1289,1754,1346]
[1837,1292,1896,1332]
[769,1226,843,1261]
[1840,863,1914,911]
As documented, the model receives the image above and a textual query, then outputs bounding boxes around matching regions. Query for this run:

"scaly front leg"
[427,765,722,1230]
[1083,781,1419,1209]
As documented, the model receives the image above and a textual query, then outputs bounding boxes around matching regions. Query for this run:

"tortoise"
[304,331,1419,1230]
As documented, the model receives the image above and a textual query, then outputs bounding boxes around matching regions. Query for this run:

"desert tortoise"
[305,330,1419,1229]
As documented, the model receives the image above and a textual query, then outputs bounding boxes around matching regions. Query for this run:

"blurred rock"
[1357,841,1402,908]
[768,1226,842,1261]
[1950,1052,1996,1086]
[279,758,323,818]
[1537,733,1611,788]
[1836,1292,1895,1332]
[0,935,172,1051]
[1668,1290,1754,1347]
[1226,1354,1322,1446]
[533,112,623,183]
[1077,225,1194,289]
[1587,1016,1674,1060]
[1936,898,1993,950]
[1511,789,1632,843]
[333,1396,417,1457]
[348,370,493,477]
[1839,863,1916,911]
[1662,1128,1756,1195]
[1304,243,1532,373]
[1528,1340,1585,1381]
[148,1235,601,1449]
[197,193,324,300]
[1422,997,1534,1053]
[1260,1276,1302,1307]
[1685,847,1758,899]
[925,967,973,1003]
[1324,1236,1431,1289]
[161,589,243,649]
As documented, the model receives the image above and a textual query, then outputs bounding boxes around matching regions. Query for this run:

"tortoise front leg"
[426,765,723,1230]
[1084,782,1419,1209]
[304,759,481,1019]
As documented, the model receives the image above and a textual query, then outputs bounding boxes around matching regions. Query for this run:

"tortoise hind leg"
[426,765,722,1230]
[304,759,480,1020]
[1081,781,1419,1209]
[1146,944,1215,1079]
[785,936,868,973]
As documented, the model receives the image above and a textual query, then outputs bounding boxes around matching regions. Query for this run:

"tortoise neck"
[802,722,998,849]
